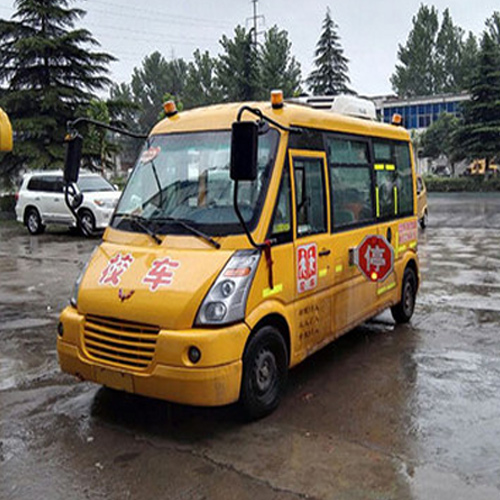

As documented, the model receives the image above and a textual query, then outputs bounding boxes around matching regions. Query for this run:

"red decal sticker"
[142,256,180,292]
[140,146,161,164]
[99,253,134,287]
[297,243,318,293]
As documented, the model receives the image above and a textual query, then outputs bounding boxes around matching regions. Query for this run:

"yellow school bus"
[58,93,419,418]
[0,107,13,152]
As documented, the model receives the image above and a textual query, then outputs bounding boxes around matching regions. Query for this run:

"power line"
[90,0,234,29]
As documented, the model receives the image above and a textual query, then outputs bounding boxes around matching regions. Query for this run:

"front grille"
[83,315,159,370]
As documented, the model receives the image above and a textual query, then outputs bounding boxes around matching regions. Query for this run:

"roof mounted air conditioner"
[290,94,377,121]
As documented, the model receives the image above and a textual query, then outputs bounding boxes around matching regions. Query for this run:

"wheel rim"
[27,213,38,232]
[81,214,93,232]
[253,348,277,395]
[403,280,415,316]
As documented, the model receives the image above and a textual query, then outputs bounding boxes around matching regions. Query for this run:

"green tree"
[81,99,119,173]
[307,8,353,95]
[435,9,466,92]
[108,82,142,165]
[420,112,460,174]
[130,52,187,132]
[217,26,260,101]
[461,32,479,89]
[455,33,500,167]
[486,12,500,47]
[259,26,302,98]
[183,49,222,109]
[0,0,114,175]
[391,5,440,97]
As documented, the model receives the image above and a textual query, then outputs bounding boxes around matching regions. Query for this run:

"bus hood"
[77,242,233,329]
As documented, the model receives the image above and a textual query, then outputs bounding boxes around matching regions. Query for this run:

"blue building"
[374,92,470,130]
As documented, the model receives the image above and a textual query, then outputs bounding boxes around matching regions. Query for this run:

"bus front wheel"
[240,326,288,420]
[391,268,417,324]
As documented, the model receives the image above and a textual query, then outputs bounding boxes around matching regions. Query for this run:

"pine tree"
[260,26,302,98]
[217,26,260,101]
[455,33,500,166]
[0,0,114,174]
[435,9,466,93]
[307,8,353,95]
[391,5,440,97]
[461,32,479,89]
[130,52,187,132]
[486,12,500,47]
[183,50,222,109]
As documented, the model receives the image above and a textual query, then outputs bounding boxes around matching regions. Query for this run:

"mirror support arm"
[66,117,148,140]
[232,105,297,290]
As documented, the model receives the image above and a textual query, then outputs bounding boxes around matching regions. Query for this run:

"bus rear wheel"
[391,268,417,324]
[240,326,288,420]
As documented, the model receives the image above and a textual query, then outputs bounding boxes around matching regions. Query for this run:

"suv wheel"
[25,208,45,235]
[79,209,96,236]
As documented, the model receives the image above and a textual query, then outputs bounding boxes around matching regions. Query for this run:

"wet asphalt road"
[1,193,500,500]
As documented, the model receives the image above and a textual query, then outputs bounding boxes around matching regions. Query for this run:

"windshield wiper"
[153,216,221,249]
[114,213,162,245]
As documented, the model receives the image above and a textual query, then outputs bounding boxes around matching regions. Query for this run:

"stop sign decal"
[354,235,394,282]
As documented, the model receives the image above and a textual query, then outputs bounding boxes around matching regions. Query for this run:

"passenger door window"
[269,166,292,244]
[293,157,327,237]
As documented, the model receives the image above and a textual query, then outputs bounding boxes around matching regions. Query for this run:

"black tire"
[420,209,428,229]
[25,207,45,235]
[391,267,417,324]
[79,209,96,236]
[240,326,288,420]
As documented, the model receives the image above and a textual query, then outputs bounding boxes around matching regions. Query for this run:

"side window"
[269,166,292,244]
[395,143,414,215]
[330,167,374,227]
[326,136,374,229]
[373,140,414,219]
[293,157,327,237]
[41,176,56,192]
[54,177,65,194]
[27,177,41,191]
[373,141,396,218]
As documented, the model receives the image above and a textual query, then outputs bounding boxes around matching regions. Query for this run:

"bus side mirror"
[230,121,258,181]
[64,134,83,184]
[0,107,13,152]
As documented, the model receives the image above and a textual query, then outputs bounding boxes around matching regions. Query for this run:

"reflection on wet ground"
[1,193,500,499]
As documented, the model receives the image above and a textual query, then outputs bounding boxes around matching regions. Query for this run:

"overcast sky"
[2,0,499,96]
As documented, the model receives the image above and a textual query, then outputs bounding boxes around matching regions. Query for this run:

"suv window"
[27,175,64,193]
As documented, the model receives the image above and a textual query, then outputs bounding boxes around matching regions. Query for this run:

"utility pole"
[248,0,264,48]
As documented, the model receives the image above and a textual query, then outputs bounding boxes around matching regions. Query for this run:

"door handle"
[319,249,331,257]
[54,198,60,202]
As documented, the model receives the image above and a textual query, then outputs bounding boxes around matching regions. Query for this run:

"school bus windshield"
[113,128,279,236]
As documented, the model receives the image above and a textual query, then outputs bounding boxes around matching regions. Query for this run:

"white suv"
[15,171,121,235]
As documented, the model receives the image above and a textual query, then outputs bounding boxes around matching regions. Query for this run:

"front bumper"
[57,307,248,406]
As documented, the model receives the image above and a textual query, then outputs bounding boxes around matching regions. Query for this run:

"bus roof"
[151,101,411,142]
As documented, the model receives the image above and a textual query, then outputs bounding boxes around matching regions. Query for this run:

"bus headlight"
[70,248,97,308]
[195,250,260,326]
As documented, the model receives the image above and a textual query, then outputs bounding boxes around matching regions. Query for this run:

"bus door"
[326,135,378,333]
[289,150,333,354]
